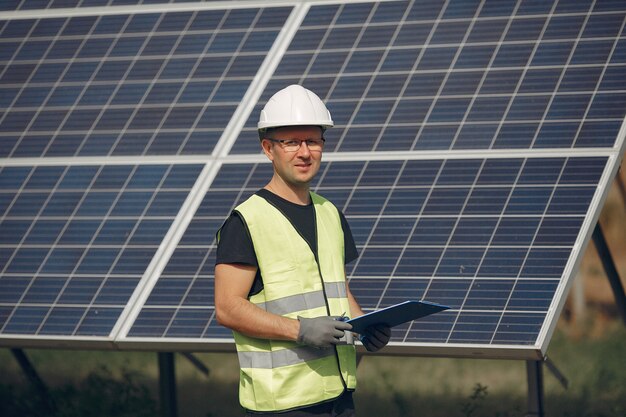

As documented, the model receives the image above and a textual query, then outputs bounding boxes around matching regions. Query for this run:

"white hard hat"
[257,84,334,131]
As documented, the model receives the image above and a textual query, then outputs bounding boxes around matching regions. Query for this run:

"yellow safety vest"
[231,192,357,412]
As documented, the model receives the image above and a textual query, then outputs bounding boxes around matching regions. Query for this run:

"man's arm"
[215,263,300,341]
[346,279,365,319]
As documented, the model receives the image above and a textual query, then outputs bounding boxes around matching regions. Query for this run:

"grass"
[354,320,626,417]
[1,317,624,417]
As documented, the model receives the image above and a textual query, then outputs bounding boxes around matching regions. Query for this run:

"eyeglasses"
[265,138,325,152]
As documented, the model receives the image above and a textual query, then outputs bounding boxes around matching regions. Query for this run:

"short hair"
[258,126,325,141]
[258,127,277,141]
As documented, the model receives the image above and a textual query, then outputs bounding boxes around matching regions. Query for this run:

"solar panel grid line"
[327,15,401,198]
[311,2,404,110]
[525,0,598,150]
[0,0,363,20]
[109,163,215,340]
[210,3,307,156]
[146,165,259,340]
[569,15,626,148]
[369,160,441,320]
[0,155,211,167]
[19,15,111,158]
[224,8,624,33]
[333,211,586,219]
[278,21,529,53]
[244,86,622,105]
[121,162,269,341]
[466,1,561,152]
[444,0,524,151]
[322,0,429,152]
[2,22,621,54]
[486,155,576,346]
[56,164,177,337]
[345,157,449,311]
[0,166,76,266]
[535,152,625,353]
[0,7,294,158]
[249,4,624,154]
[106,10,202,157]
[44,4,286,158]
[291,3,348,95]
[311,1,474,152]
[0,165,82,333]
[0,163,203,341]
[254,75,625,109]
[2,112,623,155]
[0,22,287,45]
[71,13,170,157]
[0,18,65,131]
[401,159,507,342]
[172,8,266,156]
[441,156,529,344]
[403,0,488,152]
[0,14,134,158]
[328,2,418,152]
[5,164,137,337]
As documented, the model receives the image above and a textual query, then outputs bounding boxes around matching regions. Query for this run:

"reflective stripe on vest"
[238,345,336,369]
[254,282,347,315]
[232,192,357,412]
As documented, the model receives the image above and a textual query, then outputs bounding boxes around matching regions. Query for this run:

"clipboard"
[346,300,450,334]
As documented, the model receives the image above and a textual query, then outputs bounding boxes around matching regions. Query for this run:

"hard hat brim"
[258,120,334,130]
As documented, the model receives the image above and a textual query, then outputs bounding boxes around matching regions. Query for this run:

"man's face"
[261,125,324,187]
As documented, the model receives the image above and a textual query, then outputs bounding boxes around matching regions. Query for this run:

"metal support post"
[592,224,626,325]
[526,360,544,417]
[180,352,210,376]
[10,349,56,415]
[158,352,178,417]
[544,356,568,389]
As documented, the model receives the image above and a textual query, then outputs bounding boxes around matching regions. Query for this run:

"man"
[214,85,390,416]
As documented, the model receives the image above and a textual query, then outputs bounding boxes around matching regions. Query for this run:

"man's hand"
[297,316,352,348]
[360,324,391,352]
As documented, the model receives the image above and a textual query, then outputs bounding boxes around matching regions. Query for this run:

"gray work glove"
[360,324,391,352]
[297,316,353,349]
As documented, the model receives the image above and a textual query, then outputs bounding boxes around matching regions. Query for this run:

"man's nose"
[296,141,312,156]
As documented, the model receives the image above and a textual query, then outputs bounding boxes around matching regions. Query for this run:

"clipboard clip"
[335,313,354,345]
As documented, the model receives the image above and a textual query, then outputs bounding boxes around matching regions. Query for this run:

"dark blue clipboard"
[346,300,450,334]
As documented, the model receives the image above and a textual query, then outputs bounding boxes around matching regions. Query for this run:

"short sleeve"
[339,211,359,264]
[216,212,258,267]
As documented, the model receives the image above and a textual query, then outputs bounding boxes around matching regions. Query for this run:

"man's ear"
[260,139,274,161]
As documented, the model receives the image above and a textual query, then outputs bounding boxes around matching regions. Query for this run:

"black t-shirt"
[216,189,359,296]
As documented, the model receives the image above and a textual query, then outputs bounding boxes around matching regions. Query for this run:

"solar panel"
[230,0,626,154]
[0,7,292,157]
[1,0,625,359]
[0,164,202,343]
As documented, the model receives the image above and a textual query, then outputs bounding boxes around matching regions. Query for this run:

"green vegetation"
[355,321,626,417]
[1,321,624,417]
[0,364,157,417]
